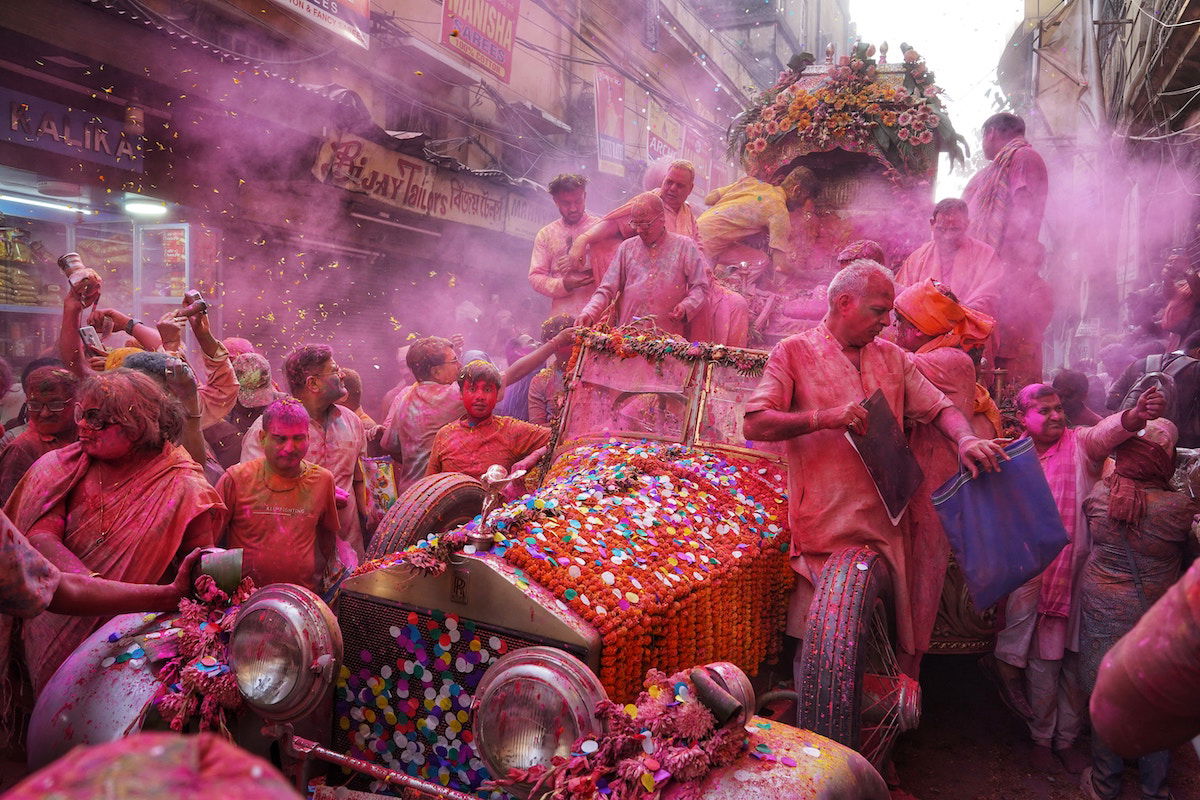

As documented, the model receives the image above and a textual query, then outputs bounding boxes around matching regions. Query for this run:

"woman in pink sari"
[4,369,223,693]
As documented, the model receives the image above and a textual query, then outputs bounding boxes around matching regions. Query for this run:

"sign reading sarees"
[312,134,546,239]
[441,0,520,83]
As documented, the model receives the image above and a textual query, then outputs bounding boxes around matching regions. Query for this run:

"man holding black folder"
[744,260,1008,680]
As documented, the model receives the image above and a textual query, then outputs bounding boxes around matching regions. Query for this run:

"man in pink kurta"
[897,199,1001,314]
[577,193,709,337]
[993,382,1164,773]
[527,174,603,318]
[893,280,996,671]
[744,261,1007,681]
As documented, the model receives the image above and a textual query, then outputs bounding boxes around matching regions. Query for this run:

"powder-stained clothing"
[193,345,239,431]
[962,137,1048,263]
[527,367,566,426]
[579,232,710,337]
[427,415,551,479]
[242,403,366,559]
[897,238,1001,314]
[0,429,73,506]
[687,283,750,347]
[1078,486,1197,696]
[904,347,977,653]
[4,442,222,693]
[528,213,603,318]
[0,509,59,619]
[381,382,463,490]
[587,188,700,286]
[746,322,953,652]
[216,458,340,592]
[1091,558,1200,757]
[696,177,792,260]
[995,414,1135,668]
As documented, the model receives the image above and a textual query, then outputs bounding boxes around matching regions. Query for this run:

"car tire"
[798,546,911,766]
[367,472,485,558]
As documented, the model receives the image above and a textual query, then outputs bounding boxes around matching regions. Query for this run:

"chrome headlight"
[228,584,342,722]
[471,646,607,779]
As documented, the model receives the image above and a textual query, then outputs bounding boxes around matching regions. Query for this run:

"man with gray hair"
[565,160,700,283]
[576,192,709,335]
[744,259,1007,679]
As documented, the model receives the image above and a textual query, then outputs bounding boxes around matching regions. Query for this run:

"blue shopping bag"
[932,437,1069,611]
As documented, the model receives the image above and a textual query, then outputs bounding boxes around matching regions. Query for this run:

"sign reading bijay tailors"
[441,0,520,83]
[3,88,143,173]
[266,0,369,49]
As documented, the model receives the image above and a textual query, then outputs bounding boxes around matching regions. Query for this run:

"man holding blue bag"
[993,382,1165,775]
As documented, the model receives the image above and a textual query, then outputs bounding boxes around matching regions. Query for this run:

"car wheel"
[797,546,920,769]
[367,472,485,558]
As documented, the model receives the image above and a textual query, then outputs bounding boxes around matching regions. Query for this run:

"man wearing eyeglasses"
[576,192,709,336]
[0,367,79,504]
[241,344,367,566]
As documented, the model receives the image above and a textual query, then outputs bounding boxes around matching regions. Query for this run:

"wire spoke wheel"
[798,546,921,770]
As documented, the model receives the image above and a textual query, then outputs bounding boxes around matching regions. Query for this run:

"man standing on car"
[742,260,1007,681]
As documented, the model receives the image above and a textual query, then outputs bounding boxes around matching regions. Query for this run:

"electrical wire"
[1134,2,1200,27]
[121,0,338,65]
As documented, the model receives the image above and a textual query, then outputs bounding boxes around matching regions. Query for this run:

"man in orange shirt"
[217,397,344,593]
[427,360,551,480]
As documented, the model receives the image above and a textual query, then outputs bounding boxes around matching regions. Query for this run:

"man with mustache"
[744,259,1008,689]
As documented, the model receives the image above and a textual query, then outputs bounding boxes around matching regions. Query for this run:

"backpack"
[1118,353,1197,419]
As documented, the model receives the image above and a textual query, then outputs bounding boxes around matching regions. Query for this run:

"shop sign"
[312,134,551,239]
[646,97,682,163]
[441,0,520,83]
[594,67,625,177]
[429,171,509,232]
[506,190,554,240]
[266,0,369,49]
[312,135,437,216]
[3,87,143,173]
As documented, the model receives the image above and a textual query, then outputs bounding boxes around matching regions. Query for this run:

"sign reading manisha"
[441,0,520,83]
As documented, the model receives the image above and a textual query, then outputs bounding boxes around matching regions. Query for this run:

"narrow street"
[894,656,1200,800]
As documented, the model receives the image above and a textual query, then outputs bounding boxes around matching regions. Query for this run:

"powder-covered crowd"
[1,109,1199,799]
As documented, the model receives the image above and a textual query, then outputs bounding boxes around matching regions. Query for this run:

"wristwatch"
[124,318,141,335]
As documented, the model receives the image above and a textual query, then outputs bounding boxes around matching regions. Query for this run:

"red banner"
[594,67,626,177]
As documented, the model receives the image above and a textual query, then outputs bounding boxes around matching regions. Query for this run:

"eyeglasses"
[28,400,73,414]
[629,216,663,230]
[434,356,460,367]
[73,406,115,430]
[312,364,341,379]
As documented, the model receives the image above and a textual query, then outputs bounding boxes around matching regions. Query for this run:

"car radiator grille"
[333,590,584,798]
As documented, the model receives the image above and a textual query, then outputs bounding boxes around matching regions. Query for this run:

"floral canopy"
[728,43,967,187]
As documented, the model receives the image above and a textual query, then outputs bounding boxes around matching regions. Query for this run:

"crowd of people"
[0,107,1198,798]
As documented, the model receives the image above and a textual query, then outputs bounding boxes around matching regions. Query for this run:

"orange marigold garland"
[357,440,793,702]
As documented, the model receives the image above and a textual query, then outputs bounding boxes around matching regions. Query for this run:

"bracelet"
[809,410,820,431]
[186,412,203,419]
[124,318,140,335]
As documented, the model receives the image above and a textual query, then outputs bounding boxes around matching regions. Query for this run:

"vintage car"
[29,328,905,800]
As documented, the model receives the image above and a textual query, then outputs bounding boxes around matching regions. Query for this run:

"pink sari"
[4,442,222,693]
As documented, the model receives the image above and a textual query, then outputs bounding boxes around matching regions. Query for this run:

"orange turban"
[893,278,994,354]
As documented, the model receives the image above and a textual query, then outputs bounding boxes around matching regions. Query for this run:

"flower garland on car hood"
[356,440,792,701]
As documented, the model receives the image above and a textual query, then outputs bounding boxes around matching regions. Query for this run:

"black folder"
[844,389,925,525]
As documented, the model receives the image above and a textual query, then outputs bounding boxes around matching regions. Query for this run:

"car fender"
[664,717,889,800]
[27,611,174,770]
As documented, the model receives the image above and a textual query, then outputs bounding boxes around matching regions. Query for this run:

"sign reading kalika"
[594,67,625,177]
[266,0,369,49]
[441,0,520,83]
[3,87,143,173]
